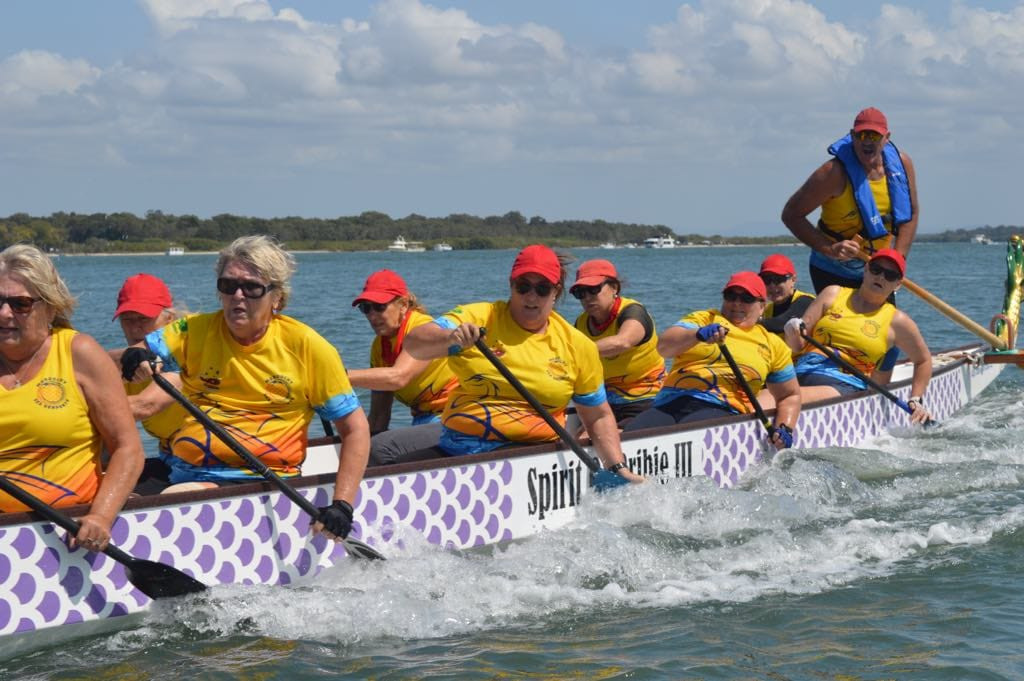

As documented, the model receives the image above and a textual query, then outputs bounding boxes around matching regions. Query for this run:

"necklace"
[0,338,48,388]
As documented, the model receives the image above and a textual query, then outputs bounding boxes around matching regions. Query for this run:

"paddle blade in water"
[124,559,207,599]
[592,470,630,492]
[342,537,386,561]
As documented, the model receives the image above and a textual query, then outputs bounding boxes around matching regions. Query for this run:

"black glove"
[120,347,158,381]
[317,499,354,539]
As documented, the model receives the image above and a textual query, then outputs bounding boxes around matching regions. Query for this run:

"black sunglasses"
[759,273,791,286]
[357,301,390,314]
[513,280,554,297]
[723,290,762,304]
[216,277,275,299]
[0,295,41,314]
[868,263,902,282]
[570,282,605,300]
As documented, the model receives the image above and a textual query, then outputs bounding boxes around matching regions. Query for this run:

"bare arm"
[766,376,801,435]
[892,151,920,258]
[595,318,646,358]
[784,286,839,353]
[891,310,932,400]
[127,373,180,420]
[71,334,145,550]
[327,408,371,506]
[367,390,394,434]
[656,325,699,358]
[405,321,480,361]
[575,402,644,483]
[348,351,433,392]
[781,160,859,258]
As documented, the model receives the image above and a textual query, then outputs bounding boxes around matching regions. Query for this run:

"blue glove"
[772,424,794,449]
[317,499,354,539]
[696,323,724,343]
[120,347,157,381]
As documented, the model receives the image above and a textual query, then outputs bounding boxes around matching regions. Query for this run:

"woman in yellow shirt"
[0,244,143,553]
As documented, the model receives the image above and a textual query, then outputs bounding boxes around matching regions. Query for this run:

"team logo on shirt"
[264,374,294,404]
[33,377,69,409]
[546,356,569,382]
[861,320,881,339]
[200,368,222,389]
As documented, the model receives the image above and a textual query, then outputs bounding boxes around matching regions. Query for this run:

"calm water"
[3,244,1023,679]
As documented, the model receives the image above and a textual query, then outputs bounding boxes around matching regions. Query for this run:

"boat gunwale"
[0,344,982,529]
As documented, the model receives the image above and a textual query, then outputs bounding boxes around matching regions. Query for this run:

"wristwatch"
[608,461,629,473]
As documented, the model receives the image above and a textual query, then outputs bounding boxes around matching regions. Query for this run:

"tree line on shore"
[0,210,1015,253]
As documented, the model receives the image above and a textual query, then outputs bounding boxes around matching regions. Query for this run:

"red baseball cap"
[352,269,409,306]
[722,271,767,300]
[510,244,561,285]
[853,107,888,135]
[759,253,796,277]
[868,248,906,277]
[113,273,172,320]
[573,259,619,287]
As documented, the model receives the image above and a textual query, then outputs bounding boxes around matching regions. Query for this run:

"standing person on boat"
[570,259,664,427]
[0,245,144,553]
[624,272,800,450]
[112,273,187,494]
[757,254,815,336]
[370,244,642,482]
[783,249,934,424]
[346,270,457,452]
[781,107,919,293]
[122,235,370,540]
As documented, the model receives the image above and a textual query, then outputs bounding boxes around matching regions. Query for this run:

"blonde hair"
[0,244,76,328]
[216,235,297,311]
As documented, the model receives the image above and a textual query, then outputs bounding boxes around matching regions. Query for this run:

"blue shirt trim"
[314,391,361,421]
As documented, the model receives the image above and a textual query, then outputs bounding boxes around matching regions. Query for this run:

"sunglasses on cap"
[723,289,762,304]
[0,295,41,314]
[357,301,390,314]
[759,273,792,286]
[216,277,276,299]
[854,130,884,143]
[868,262,902,282]
[570,282,606,300]
[513,280,554,297]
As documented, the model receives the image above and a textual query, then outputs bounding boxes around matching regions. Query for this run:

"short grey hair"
[216,235,296,311]
[0,244,76,328]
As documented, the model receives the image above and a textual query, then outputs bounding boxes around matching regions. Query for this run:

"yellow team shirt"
[801,287,897,374]
[149,312,360,481]
[820,176,894,253]
[370,309,457,420]
[573,296,664,404]
[657,310,795,413]
[0,328,102,512]
[763,290,815,319]
[436,301,606,453]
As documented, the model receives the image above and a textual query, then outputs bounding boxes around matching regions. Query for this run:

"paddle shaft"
[473,337,601,473]
[799,332,913,415]
[150,372,385,560]
[716,341,777,438]
[0,474,141,565]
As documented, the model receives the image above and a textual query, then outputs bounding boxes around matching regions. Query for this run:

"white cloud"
[0,50,100,106]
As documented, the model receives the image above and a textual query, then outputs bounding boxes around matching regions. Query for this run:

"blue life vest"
[827,134,912,242]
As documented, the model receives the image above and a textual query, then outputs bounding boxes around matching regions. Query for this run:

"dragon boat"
[2,238,1023,655]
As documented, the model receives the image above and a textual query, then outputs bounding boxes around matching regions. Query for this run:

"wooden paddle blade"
[123,558,208,599]
[342,537,386,561]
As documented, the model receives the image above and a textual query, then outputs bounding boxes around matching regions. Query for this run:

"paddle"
[799,330,936,426]
[472,333,629,490]
[148,371,386,561]
[0,474,207,599]
[716,341,781,446]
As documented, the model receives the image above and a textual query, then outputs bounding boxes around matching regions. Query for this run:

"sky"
[1,0,1023,236]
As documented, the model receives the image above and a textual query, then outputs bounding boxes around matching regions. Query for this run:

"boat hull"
[0,346,1002,649]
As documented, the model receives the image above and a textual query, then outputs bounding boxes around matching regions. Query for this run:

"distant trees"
[0,210,683,252]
